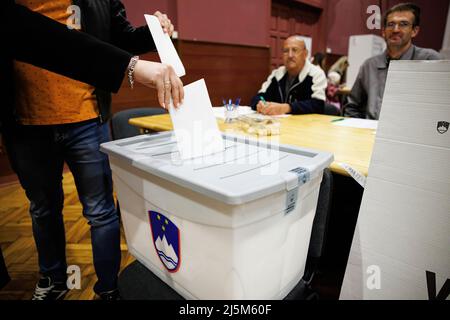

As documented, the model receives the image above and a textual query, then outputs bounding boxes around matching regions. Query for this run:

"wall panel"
[111,40,271,112]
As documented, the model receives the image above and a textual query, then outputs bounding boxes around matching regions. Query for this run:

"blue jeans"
[4,119,120,294]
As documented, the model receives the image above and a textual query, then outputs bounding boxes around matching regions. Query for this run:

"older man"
[251,35,327,116]
[344,3,442,120]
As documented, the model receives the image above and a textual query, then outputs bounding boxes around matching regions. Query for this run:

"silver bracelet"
[127,56,139,89]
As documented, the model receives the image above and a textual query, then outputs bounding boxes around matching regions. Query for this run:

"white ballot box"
[347,34,386,89]
[101,133,333,299]
[340,61,450,300]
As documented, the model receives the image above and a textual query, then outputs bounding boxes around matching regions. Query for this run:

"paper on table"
[333,118,378,130]
[144,14,185,77]
[212,106,255,119]
[168,79,225,160]
[212,107,291,119]
[271,114,291,119]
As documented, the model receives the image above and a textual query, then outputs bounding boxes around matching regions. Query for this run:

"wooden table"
[129,114,375,177]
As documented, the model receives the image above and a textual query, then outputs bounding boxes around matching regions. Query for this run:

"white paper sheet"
[169,79,225,160]
[333,118,378,130]
[144,14,185,77]
[243,113,291,120]
[212,106,256,119]
[337,162,367,188]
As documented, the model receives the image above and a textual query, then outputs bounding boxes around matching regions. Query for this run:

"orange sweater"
[14,0,98,125]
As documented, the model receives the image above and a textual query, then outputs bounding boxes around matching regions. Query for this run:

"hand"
[256,100,266,113]
[134,60,184,109]
[154,11,174,36]
[257,102,291,115]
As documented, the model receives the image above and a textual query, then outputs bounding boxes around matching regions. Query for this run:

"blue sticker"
[149,211,181,272]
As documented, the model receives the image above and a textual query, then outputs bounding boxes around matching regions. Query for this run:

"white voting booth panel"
[340,61,450,300]
[101,133,333,300]
[347,34,386,89]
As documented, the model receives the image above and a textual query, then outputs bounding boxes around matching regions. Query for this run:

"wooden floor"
[0,171,135,300]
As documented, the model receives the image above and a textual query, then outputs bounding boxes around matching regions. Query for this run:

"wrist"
[284,104,292,114]
[127,56,139,89]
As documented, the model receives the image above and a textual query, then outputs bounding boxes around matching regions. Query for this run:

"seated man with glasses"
[344,3,442,120]
[250,35,327,116]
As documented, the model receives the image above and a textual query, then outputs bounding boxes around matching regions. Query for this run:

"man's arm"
[110,0,159,55]
[250,94,266,110]
[425,49,443,60]
[250,69,280,110]
[343,67,367,118]
[289,99,325,115]
[2,3,132,93]
[2,4,183,107]
[289,67,327,114]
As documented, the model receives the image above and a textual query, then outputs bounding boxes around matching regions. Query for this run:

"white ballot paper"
[333,118,378,130]
[144,14,185,77]
[169,79,225,160]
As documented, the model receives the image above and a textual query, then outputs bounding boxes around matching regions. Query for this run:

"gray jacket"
[344,45,442,120]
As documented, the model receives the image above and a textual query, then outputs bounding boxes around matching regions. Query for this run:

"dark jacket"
[1,1,154,130]
[250,61,327,114]
[73,0,156,122]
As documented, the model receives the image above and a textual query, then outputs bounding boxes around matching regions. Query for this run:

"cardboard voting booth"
[101,133,333,299]
[340,61,450,300]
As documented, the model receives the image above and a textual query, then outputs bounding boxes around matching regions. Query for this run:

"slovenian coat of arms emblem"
[149,211,181,272]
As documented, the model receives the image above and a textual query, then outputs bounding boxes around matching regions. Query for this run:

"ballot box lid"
[101,132,333,205]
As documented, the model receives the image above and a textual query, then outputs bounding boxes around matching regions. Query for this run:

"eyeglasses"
[385,21,413,30]
[282,47,305,55]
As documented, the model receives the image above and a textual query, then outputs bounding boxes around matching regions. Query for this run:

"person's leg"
[3,125,67,283]
[62,120,120,295]
[0,246,11,289]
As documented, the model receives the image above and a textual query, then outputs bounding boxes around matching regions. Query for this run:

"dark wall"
[121,0,448,56]
[111,41,270,111]
[177,0,271,47]
[121,0,177,27]
[384,0,449,53]
[327,0,449,55]
[121,0,271,47]
[326,0,381,55]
